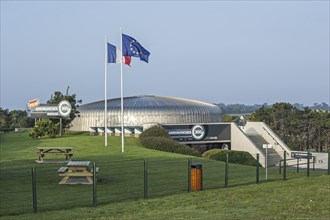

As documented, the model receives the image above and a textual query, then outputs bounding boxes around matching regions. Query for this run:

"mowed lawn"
[0,130,329,219]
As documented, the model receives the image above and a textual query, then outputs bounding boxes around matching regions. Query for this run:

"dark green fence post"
[93,162,97,207]
[307,151,310,177]
[256,154,259,184]
[144,158,148,199]
[224,154,228,188]
[328,151,330,175]
[279,160,282,174]
[283,151,287,181]
[31,167,37,213]
[312,156,315,171]
[188,158,191,192]
[297,159,299,173]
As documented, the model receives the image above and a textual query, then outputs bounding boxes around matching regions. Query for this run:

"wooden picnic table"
[58,161,99,184]
[36,147,73,162]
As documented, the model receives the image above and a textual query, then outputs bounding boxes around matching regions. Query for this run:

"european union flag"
[122,34,150,63]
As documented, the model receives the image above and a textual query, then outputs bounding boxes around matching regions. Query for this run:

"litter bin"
[191,163,202,191]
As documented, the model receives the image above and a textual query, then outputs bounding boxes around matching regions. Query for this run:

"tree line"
[0,108,34,132]
[250,103,329,152]
[224,103,330,152]
[217,102,329,114]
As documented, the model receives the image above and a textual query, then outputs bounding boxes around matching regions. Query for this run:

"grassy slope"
[0,130,329,219]
[2,176,329,220]
[0,130,189,168]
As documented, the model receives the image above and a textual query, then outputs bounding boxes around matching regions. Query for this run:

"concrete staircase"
[246,133,282,167]
[230,121,293,168]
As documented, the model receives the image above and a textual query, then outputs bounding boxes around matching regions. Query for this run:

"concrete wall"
[311,152,329,170]
[230,122,266,167]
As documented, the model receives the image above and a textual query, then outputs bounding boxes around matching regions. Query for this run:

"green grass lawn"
[0,130,329,219]
[1,175,329,220]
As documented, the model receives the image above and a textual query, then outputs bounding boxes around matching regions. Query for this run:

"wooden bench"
[36,147,73,162]
[57,161,99,184]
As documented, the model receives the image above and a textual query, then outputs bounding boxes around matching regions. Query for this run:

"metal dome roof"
[79,95,221,113]
[72,95,223,131]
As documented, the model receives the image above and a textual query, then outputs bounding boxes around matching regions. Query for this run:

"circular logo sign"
[58,100,72,117]
[191,125,205,140]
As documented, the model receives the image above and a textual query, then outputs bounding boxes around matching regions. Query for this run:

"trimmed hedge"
[202,149,258,166]
[139,125,170,140]
[139,126,199,156]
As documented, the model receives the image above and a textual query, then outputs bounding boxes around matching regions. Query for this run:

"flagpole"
[120,28,124,153]
[104,36,108,147]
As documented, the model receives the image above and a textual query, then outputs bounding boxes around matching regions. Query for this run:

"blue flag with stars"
[122,34,150,63]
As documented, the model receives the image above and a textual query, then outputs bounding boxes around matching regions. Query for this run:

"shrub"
[202,149,258,166]
[139,125,170,140]
[139,126,200,156]
[29,118,59,139]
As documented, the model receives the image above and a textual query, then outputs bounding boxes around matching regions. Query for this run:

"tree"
[222,115,239,122]
[8,110,33,129]
[250,103,330,152]
[0,108,34,132]
[29,87,80,138]
[0,108,9,132]
[46,87,80,131]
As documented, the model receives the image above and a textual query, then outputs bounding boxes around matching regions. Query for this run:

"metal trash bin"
[191,163,202,191]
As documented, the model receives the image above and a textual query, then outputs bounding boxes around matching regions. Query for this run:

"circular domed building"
[71,95,223,132]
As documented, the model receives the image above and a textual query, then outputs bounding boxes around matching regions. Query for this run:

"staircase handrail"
[261,123,291,157]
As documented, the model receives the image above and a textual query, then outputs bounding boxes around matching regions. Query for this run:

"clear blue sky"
[1,1,329,110]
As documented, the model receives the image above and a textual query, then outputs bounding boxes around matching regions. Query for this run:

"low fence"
[0,152,329,216]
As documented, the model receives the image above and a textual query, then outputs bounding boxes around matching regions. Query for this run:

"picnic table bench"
[36,147,73,163]
[57,161,99,184]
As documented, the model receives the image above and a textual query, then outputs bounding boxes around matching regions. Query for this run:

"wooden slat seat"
[57,167,68,173]
[37,147,73,150]
[37,152,73,155]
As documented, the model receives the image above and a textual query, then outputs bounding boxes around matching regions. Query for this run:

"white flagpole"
[120,28,125,153]
[104,36,108,146]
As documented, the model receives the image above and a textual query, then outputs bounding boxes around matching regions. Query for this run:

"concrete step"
[247,134,268,148]
[247,134,282,167]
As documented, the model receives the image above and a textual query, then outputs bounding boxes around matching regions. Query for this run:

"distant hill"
[295,102,329,112]
[216,102,329,114]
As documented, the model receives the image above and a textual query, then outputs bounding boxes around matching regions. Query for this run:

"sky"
[1,1,329,110]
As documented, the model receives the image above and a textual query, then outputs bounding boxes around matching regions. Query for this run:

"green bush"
[139,126,199,156]
[139,125,170,140]
[29,118,59,138]
[202,149,258,166]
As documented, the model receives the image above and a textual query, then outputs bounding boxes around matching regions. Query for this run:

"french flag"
[107,43,131,66]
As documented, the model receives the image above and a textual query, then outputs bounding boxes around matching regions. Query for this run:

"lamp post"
[263,144,272,180]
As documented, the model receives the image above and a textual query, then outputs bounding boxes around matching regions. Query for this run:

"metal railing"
[262,126,291,156]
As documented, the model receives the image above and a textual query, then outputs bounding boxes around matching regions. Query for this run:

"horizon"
[2,94,329,111]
